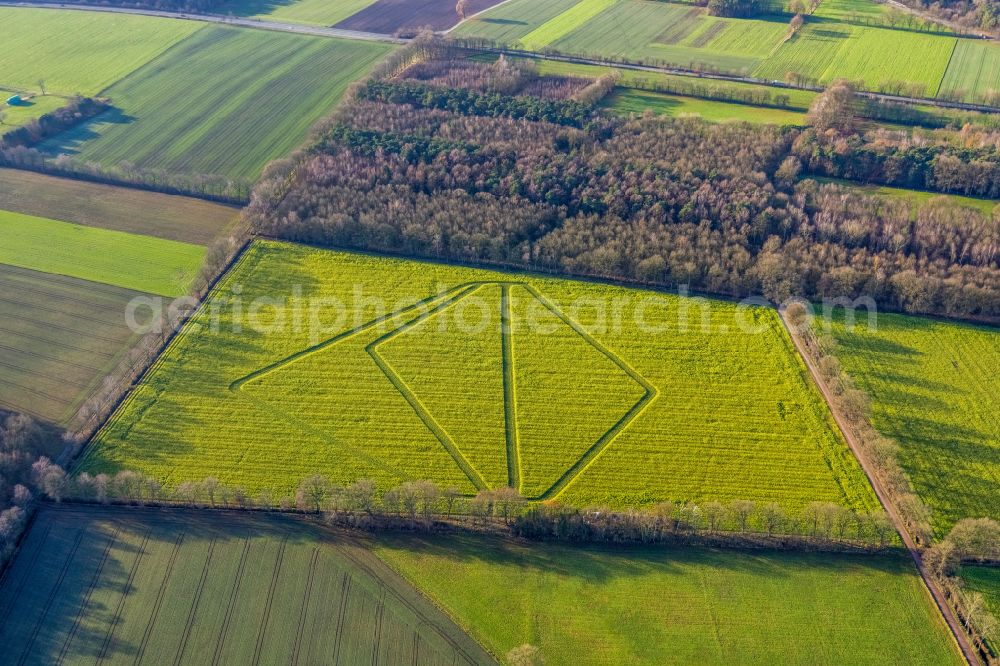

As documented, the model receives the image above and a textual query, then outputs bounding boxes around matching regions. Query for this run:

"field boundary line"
[57,527,121,665]
[291,547,319,666]
[326,538,490,665]
[251,538,287,666]
[211,536,251,666]
[934,37,960,98]
[500,284,522,491]
[779,308,977,666]
[522,284,658,501]
[134,532,185,666]
[173,538,216,666]
[17,529,85,666]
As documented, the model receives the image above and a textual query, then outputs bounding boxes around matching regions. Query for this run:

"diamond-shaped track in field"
[232,281,657,498]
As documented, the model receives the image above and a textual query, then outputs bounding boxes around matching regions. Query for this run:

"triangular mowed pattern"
[376,284,509,489]
[235,280,653,498]
[239,288,481,494]
[509,285,649,498]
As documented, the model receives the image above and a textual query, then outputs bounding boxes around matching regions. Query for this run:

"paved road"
[0,1,405,42]
[779,308,979,666]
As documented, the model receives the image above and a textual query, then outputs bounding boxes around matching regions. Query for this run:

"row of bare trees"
[0,414,67,564]
[925,518,1000,663]
[63,470,898,551]
[786,302,938,545]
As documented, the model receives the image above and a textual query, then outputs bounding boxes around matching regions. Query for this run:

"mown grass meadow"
[606,89,807,124]
[0,8,199,96]
[0,169,240,245]
[373,531,964,665]
[83,241,876,513]
[0,209,205,296]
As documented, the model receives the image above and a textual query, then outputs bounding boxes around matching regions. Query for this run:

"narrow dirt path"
[779,309,979,666]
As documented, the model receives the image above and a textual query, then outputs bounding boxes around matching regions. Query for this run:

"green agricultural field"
[533,59,819,108]
[550,0,695,59]
[222,0,375,26]
[453,0,582,42]
[0,169,239,245]
[520,0,618,48]
[823,312,1000,534]
[813,0,887,22]
[82,241,877,512]
[820,27,956,95]
[0,93,68,133]
[700,15,789,59]
[813,177,999,216]
[0,8,199,96]
[0,265,143,424]
[549,1,769,72]
[0,506,494,666]
[373,531,963,665]
[939,39,1000,102]
[0,209,205,297]
[606,89,807,125]
[755,23,855,82]
[41,27,392,181]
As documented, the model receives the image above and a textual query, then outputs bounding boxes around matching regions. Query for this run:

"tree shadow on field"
[215,0,302,18]
[480,18,528,26]
[81,246,326,478]
[366,529,912,587]
[0,505,324,665]
[38,107,136,158]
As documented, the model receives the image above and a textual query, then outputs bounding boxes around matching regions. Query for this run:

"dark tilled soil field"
[334,0,505,33]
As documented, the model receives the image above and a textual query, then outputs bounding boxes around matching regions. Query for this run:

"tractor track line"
[133,532,185,666]
[500,285,523,491]
[332,572,352,664]
[523,284,658,501]
[367,285,490,490]
[291,547,319,666]
[251,538,287,666]
[56,527,121,665]
[0,522,53,628]
[97,530,150,663]
[211,536,251,666]
[173,538,217,666]
[18,530,86,666]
